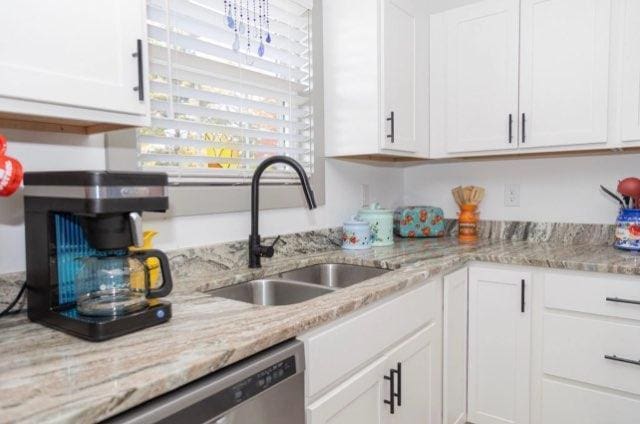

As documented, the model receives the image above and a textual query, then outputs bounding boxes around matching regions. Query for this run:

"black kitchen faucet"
[249,156,317,268]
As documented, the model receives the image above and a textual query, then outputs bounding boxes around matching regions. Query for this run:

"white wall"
[0,129,403,274]
[147,159,404,252]
[0,129,106,274]
[404,153,635,225]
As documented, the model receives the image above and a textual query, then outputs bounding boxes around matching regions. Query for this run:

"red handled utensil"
[0,134,24,197]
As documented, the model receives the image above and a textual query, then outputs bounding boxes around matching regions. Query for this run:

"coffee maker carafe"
[24,171,173,341]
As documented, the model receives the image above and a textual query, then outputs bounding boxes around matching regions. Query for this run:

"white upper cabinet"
[519,0,611,148]
[621,0,640,142]
[441,0,520,154]
[382,0,420,153]
[324,0,428,159]
[430,0,614,158]
[0,0,149,132]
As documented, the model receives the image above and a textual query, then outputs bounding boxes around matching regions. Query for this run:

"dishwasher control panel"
[229,355,297,405]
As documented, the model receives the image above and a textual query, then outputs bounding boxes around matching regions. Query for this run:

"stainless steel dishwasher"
[107,340,305,424]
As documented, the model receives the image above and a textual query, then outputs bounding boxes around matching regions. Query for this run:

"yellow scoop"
[129,231,160,290]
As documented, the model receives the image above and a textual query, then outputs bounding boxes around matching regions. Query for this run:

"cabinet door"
[443,268,468,424]
[621,0,640,142]
[519,0,611,148]
[440,0,519,154]
[386,322,442,424]
[381,0,427,153]
[0,0,147,115]
[307,356,387,424]
[468,267,532,424]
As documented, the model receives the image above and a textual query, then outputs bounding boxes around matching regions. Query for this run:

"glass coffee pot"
[74,250,173,317]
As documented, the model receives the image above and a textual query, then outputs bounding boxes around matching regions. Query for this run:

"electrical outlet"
[361,184,370,207]
[504,184,520,207]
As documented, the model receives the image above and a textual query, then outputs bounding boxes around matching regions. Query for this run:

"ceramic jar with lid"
[342,217,372,250]
[357,203,394,246]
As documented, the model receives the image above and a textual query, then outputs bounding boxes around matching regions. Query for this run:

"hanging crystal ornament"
[265,0,271,43]
[225,0,235,29]
[245,0,255,64]
[238,0,246,34]
[227,0,269,56]
[246,0,251,52]
[232,1,240,51]
[257,0,265,56]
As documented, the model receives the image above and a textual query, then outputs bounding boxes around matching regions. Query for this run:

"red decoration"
[0,134,24,197]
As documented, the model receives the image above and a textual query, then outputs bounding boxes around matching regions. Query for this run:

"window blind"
[140,0,313,184]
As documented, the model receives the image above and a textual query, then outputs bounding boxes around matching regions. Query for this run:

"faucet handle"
[261,235,286,258]
[270,235,286,248]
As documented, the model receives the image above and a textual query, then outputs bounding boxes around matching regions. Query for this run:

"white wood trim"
[443,267,468,424]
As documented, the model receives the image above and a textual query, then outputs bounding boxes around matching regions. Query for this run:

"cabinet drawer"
[300,280,440,398]
[542,378,640,424]
[543,313,640,395]
[545,272,640,321]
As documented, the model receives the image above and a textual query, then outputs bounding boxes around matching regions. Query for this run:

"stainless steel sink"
[208,279,335,306]
[275,263,390,288]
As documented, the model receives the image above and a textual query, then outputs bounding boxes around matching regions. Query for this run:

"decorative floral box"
[393,206,446,238]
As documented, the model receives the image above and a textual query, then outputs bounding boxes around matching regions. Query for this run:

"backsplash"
[0,221,615,308]
[444,219,616,245]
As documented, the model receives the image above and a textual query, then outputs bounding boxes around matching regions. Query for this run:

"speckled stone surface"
[2,222,639,423]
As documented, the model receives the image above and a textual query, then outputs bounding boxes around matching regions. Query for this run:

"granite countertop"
[2,236,640,423]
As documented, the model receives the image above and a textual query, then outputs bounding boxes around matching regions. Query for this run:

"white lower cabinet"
[541,379,640,424]
[302,279,443,424]
[536,270,640,424]
[468,266,532,424]
[386,323,442,424]
[306,356,388,424]
[307,324,441,424]
[305,264,640,424]
[443,268,468,424]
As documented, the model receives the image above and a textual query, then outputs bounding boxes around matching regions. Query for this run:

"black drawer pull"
[521,113,526,143]
[396,362,402,407]
[384,367,397,414]
[606,297,640,306]
[605,355,640,366]
[508,114,513,144]
[386,111,395,143]
[521,279,525,313]
[132,39,144,101]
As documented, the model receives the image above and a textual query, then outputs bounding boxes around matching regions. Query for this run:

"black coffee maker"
[24,171,173,341]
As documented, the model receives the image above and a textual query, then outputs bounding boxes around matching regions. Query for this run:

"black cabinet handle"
[521,113,526,143]
[396,362,402,407]
[387,111,395,143]
[521,279,525,313]
[606,297,640,306]
[508,114,513,144]
[132,39,144,101]
[605,355,640,367]
[383,367,397,414]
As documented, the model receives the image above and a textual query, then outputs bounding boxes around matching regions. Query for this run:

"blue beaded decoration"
[226,0,270,56]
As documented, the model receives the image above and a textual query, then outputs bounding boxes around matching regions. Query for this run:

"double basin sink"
[209,263,390,306]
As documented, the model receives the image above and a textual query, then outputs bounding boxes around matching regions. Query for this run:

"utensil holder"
[614,208,640,251]
[458,204,479,243]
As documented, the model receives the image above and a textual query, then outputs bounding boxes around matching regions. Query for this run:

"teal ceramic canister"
[357,203,394,246]
[342,216,372,250]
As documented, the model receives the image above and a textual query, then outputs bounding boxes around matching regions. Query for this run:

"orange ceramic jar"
[458,204,479,243]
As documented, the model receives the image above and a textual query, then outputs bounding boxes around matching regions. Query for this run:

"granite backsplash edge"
[0,220,616,307]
